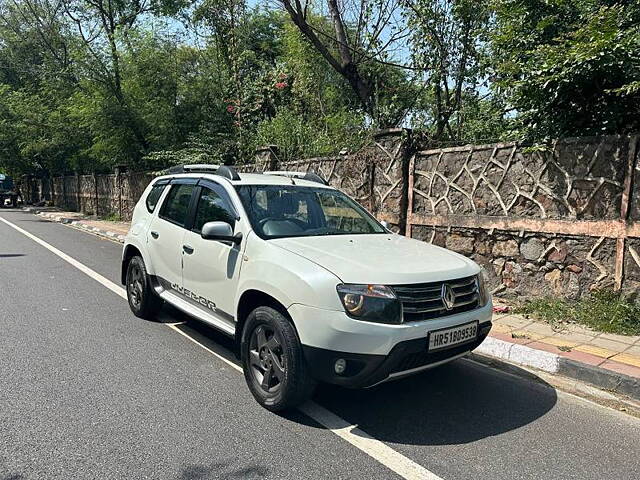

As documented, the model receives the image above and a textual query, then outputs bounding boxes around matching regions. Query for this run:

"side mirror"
[380,220,392,232]
[201,221,242,245]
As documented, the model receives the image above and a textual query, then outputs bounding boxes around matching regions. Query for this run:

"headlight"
[336,284,402,324]
[476,273,490,307]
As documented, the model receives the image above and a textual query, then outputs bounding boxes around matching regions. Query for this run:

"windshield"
[236,185,386,239]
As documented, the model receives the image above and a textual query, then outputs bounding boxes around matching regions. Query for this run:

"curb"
[476,337,640,401]
[24,207,126,243]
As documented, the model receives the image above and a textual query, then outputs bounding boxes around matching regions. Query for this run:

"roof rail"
[263,171,328,186]
[165,164,240,181]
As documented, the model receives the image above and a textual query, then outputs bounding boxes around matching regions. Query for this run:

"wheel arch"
[121,244,143,285]
[235,289,295,348]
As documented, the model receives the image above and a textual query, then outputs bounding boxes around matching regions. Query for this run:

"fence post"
[372,128,414,235]
[255,145,279,172]
[93,172,99,216]
[615,134,639,291]
[75,172,81,213]
[115,165,125,220]
[50,176,55,206]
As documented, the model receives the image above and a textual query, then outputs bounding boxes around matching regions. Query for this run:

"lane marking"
[167,324,242,372]
[0,214,442,480]
[299,402,442,480]
[0,215,126,300]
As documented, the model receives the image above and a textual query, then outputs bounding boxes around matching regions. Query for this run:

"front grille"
[391,275,479,323]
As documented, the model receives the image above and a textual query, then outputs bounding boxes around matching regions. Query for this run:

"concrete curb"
[476,337,640,401]
[23,207,125,243]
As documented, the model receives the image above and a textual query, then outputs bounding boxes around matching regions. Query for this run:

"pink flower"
[226,105,235,113]
[274,82,288,90]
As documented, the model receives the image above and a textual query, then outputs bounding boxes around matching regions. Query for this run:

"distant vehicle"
[121,164,493,411]
[0,174,18,208]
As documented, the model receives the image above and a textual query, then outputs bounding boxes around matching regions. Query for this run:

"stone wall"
[407,136,639,300]
[20,131,639,300]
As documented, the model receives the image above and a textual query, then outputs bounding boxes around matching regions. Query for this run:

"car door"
[181,181,243,325]
[146,179,197,292]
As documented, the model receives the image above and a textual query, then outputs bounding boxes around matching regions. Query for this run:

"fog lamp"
[334,358,347,375]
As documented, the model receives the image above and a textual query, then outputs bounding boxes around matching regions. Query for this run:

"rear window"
[146,184,166,213]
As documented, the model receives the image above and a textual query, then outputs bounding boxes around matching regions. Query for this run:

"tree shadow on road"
[179,460,268,480]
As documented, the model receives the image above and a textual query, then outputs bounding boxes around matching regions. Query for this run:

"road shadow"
[307,358,558,446]
[155,304,557,447]
[0,254,25,258]
[179,460,268,480]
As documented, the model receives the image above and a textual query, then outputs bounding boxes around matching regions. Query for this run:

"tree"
[403,0,493,141]
[490,0,640,140]
[277,0,413,126]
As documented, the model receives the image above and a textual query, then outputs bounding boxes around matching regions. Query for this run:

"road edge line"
[0,215,126,300]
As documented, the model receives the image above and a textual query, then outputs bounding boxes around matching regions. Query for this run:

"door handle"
[150,231,159,239]
[183,244,194,254]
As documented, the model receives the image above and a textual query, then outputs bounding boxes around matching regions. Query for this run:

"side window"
[160,184,195,226]
[193,186,236,233]
[146,184,166,213]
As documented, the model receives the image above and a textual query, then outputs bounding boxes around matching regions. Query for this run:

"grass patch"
[516,289,640,336]
[101,212,122,222]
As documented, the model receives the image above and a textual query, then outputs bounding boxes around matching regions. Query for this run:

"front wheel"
[241,306,316,411]
[126,256,162,320]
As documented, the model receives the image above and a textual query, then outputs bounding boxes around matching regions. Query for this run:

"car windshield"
[236,184,386,239]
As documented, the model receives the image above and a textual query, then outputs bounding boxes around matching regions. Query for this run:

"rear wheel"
[126,256,162,320]
[241,306,316,411]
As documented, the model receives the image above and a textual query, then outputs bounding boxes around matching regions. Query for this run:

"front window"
[236,185,385,239]
[193,186,236,232]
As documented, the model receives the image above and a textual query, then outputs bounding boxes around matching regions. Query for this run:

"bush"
[517,289,640,336]
[251,108,368,162]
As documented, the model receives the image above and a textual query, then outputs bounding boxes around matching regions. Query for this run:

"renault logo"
[441,284,456,310]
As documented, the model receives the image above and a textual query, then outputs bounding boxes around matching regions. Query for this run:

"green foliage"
[517,289,640,336]
[252,108,368,162]
[1,0,639,178]
[491,0,640,139]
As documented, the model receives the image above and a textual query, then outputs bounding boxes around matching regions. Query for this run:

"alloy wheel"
[128,264,144,309]
[248,325,285,393]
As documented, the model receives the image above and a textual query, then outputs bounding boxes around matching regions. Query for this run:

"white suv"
[121,164,492,411]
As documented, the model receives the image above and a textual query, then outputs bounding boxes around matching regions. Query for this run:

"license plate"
[428,321,478,352]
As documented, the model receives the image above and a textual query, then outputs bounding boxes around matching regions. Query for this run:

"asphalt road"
[1,208,639,480]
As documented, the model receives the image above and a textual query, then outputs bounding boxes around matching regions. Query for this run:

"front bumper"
[302,322,492,388]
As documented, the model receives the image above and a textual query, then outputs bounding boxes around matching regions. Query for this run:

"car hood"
[271,234,479,284]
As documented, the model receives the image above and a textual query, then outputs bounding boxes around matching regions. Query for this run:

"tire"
[126,256,162,320]
[241,306,316,411]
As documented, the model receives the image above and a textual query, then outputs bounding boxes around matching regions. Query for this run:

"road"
[1,208,639,480]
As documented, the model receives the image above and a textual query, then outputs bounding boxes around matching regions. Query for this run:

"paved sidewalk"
[26,206,640,400]
[26,207,129,242]
[490,308,640,376]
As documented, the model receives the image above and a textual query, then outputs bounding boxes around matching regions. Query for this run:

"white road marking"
[0,213,442,480]
[0,216,126,300]
[299,402,442,480]
[167,323,242,372]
